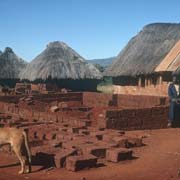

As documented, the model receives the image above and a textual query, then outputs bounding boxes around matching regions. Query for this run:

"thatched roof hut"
[0,47,27,79]
[105,23,180,78]
[20,41,102,81]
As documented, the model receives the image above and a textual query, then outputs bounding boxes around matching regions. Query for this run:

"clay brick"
[56,132,70,140]
[121,109,136,117]
[72,134,86,141]
[151,106,164,116]
[79,129,90,135]
[48,140,62,148]
[65,154,97,171]
[90,130,105,138]
[142,115,167,128]
[115,130,125,135]
[106,116,129,130]
[29,140,44,147]
[33,112,40,120]
[112,137,128,148]
[82,145,108,158]
[103,134,113,142]
[126,137,143,148]
[106,148,133,162]
[54,149,77,168]
[31,144,55,154]
[81,120,92,127]
[95,134,103,140]
[136,108,152,118]
[119,117,129,127]
[61,128,68,132]
[62,141,77,149]
[63,123,69,127]
[106,119,116,129]
[42,132,57,140]
[33,151,55,167]
[106,110,119,118]
[67,127,80,134]
[128,118,142,127]
[49,114,58,121]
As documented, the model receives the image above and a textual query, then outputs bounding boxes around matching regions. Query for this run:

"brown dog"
[0,127,31,174]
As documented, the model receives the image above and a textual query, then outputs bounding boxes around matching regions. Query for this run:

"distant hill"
[0,47,27,79]
[106,23,180,77]
[20,41,102,81]
[87,57,116,67]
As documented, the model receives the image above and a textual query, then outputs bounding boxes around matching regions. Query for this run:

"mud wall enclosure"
[83,92,169,130]
[0,92,169,130]
[0,92,169,171]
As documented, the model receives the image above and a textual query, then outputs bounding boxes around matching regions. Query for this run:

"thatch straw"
[105,23,180,77]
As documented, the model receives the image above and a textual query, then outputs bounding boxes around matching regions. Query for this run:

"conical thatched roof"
[20,41,102,80]
[0,47,27,79]
[105,23,180,77]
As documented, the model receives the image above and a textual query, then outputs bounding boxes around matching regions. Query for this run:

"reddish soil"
[0,128,180,180]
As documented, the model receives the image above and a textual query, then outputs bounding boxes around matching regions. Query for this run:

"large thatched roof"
[105,23,180,77]
[0,47,27,79]
[20,41,102,80]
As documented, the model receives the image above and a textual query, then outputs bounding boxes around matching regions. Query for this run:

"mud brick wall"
[0,93,170,131]
[0,92,84,112]
[106,106,168,130]
[0,93,86,127]
[0,93,83,105]
[116,94,168,108]
[33,92,83,103]
[0,95,21,103]
[83,92,168,108]
[33,93,83,107]
[0,102,60,123]
[83,92,113,107]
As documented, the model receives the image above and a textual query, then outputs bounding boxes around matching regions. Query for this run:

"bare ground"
[0,128,180,180]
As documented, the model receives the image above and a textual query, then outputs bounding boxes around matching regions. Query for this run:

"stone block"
[67,127,80,134]
[54,149,77,168]
[82,145,108,158]
[79,129,90,135]
[126,136,143,148]
[65,154,97,171]
[112,136,128,148]
[50,106,59,113]
[106,148,133,162]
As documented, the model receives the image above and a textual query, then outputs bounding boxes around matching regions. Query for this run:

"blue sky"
[0,0,180,61]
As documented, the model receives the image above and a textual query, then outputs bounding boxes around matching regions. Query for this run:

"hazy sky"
[0,0,180,61]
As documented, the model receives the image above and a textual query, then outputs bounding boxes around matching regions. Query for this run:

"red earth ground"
[0,128,180,180]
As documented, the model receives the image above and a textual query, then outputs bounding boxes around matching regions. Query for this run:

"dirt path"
[0,128,180,180]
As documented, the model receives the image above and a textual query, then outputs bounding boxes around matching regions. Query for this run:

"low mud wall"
[0,92,170,130]
[83,92,113,107]
[106,106,168,130]
[0,102,61,122]
[116,94,168,108]
[83,92,168,108]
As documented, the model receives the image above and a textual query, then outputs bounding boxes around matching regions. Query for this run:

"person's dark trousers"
[174,102,180,123]
[169,101,175,123]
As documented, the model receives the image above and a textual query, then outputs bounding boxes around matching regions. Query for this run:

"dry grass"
[97,85,114,94]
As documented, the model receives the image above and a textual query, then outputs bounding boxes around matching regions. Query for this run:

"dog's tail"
[23,130,31,172]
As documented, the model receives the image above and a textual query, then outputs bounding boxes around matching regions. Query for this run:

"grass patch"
[97,85,113,94]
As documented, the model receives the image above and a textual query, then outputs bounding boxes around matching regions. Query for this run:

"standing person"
[168,76,178,127]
